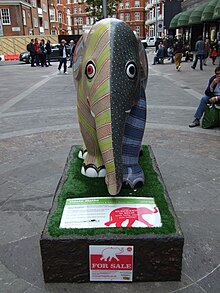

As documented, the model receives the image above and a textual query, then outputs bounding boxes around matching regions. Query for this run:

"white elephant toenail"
[78,150,87,159]
[125,109,131,114]
[98,168,106,177]
[81,166,86,176]
[85,167,98,177]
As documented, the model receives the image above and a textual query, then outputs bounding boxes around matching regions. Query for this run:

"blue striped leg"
[122,87,147,189]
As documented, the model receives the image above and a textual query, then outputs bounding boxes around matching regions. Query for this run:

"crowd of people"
[26,38,76,73]
[151,35,219,72]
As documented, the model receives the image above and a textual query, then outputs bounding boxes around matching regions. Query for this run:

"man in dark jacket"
[189,66,220,127]
[58,39,68,74]
[28,39,36,67]
[191,36,205,71]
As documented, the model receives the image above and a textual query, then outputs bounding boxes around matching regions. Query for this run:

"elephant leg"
[77,99,105,177]
[122,87,146,189]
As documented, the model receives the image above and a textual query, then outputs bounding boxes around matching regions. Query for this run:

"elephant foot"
[78,148,87,160]
[122,165,144,189]
[122,179,144,189]
[81,163,106,178]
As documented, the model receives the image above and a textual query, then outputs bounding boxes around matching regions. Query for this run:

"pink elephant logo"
[105,206,158,228]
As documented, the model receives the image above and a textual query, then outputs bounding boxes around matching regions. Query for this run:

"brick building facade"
[0,0,147,39]
[0,0,50,36]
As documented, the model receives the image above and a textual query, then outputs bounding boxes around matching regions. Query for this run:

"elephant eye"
[85,61,96,79]
[125,61,137,79]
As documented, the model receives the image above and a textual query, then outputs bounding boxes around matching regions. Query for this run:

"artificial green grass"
[48,145,176,237]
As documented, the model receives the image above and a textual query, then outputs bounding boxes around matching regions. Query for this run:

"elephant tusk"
[125,109,131,114]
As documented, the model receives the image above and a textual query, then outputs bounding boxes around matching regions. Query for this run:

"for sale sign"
[89,245,134,282]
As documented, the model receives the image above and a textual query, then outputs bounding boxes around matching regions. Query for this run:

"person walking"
[189,66,220,127]
[204,39,210,66]
[58,39,68,74]
[191,36,205,70]
[173,39,183,71]
[210,42,218,65]
[68,40,75,68]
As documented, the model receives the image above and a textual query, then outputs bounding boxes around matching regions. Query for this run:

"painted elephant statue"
[73,18,148,196]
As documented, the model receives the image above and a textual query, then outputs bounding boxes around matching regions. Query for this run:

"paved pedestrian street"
[0,52,219,293]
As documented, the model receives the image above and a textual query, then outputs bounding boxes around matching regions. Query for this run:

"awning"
[176,9,194,27]
[213,0,220,20]
[169,12,182,29]
[201,0,219,22]
[188,3,206,25]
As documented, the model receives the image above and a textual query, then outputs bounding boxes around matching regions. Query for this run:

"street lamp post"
[103,0,107,18]
[155,0,158,38]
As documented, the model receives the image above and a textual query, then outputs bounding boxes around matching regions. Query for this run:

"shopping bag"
[202,104,220,129]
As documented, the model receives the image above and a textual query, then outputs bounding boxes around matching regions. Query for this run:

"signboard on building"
[12,27,21,32]
[164,0,182,30]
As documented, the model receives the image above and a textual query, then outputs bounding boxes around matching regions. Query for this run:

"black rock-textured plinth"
[40,146,184,282]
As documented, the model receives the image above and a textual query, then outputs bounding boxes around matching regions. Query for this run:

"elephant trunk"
[94,95,125,196]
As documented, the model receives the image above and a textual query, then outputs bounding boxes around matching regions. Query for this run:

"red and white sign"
[89,245,134,282]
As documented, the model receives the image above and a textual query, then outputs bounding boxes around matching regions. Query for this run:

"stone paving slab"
[0,54,219,292]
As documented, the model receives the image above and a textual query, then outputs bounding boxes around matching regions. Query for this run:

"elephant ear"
[138,39,148,89]
[132,31,148,87]
[73,31,89,81]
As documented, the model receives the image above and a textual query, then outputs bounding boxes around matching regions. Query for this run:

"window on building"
[79,7,82,13]
[51,30,56,35]
[125,13,130,21]
[74,7,77,13]
[22,10,26,25]
[44,20,49,29]
[150,10,153,20]
[67,0,71,3]
[57,0,60,4]
[58,12,62,23]
[120,13,124,20]
[135,12,140,21]
[125,2,129,9]
[1,8,10,25]
[86,17,89,25]
[150,26,154,37]
[134,1,140,8]
[32,0,36,7]
[49,9,55,21]
[135,26,140,36]
[119,3,123,9]
[78,17,83,25]
[43,4,47,12]
[34,17,38,27]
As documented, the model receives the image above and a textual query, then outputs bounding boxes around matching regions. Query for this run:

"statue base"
[40,145,184,282]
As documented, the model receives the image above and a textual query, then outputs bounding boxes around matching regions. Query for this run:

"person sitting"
[167,45,174,63]
[152,43,166,65]
[189,66,220,127]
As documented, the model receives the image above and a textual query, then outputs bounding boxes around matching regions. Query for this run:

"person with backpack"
[27,39,36,67]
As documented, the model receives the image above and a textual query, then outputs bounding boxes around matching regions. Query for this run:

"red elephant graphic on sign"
[105,206,158,228]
